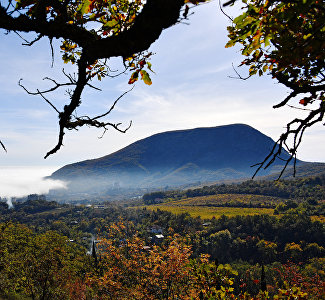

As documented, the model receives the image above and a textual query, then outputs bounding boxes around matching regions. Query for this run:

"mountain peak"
[50,124,293,193]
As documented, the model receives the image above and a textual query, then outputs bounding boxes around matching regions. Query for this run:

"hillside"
[50,124,303,195]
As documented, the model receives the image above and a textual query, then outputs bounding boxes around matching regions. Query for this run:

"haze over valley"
[44,124,324,202]
[1,124,324,204]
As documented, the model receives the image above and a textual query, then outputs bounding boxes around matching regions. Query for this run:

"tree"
[225,0,325,176]
[2,0,323,175]
[257,239,277,263]
[0,222,89,299]
[0,0,206,158]
[86,220,239,299]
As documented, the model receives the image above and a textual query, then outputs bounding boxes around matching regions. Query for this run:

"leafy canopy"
[226,0,325,176]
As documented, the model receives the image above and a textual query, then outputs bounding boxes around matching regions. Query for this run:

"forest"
[0,0,324,298]
[143,174,325,202]
[1,175,325,300]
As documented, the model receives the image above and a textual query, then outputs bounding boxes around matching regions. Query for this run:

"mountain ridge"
[50,124,304,194]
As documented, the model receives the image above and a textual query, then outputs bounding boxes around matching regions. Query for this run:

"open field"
[31,207,71,216]
[143,204,274,219]
[141,193,324,221]
[164,193,281,208]
[141,193,277,219]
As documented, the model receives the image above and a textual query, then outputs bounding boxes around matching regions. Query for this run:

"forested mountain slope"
[50,124,302,194]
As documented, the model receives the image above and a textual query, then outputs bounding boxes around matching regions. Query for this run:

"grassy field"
[140,193,276,219]
[27,207,71,216]
[144,204,274,219]
[141,193,325,221]
[164,193,281,208]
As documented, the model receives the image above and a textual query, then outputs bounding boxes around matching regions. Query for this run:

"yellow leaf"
[140,70,152,85]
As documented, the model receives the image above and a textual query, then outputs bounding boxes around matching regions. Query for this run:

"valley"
[1,124,324,299]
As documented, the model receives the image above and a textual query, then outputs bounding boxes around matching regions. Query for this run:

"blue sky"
[0,1,324,197]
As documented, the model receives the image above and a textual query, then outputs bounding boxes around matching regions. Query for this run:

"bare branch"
[44,126,65,159]
[228,63,251,80]
[86,83,102,91]
[18,77,76,95]
[62,69,76,84]
[44,54,92,158]
[0,140,7,153]
[252,101,325,179]
[273,90,298,108]
[92,87,134,121]
[49,37,54,68]
[72,119,133,133]
[223,0,237,7]
[13,31,31,44]
[36,89,60,114]
[286,104,313,112]
[219,0,233,22]
[22,34,43,46]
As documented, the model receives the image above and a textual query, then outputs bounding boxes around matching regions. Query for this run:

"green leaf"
[77,0,92,15]
[233,13,247,25]
[140,70,152,85]
[104,19,118,28]
[225,40,236,48]
[303,33,312,40]
[264,36,271,47]
[147,62,154,72]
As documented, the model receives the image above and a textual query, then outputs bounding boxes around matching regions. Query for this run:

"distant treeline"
[1,199,324,266]
[143,174,325,204]
[1,193,325,298]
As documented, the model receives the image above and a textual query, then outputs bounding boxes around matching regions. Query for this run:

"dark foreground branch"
[0,0,187,157]
[252,101,325,179]
[44,55,133,158]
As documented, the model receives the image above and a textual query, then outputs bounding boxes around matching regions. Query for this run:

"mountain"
[50,124,306,195]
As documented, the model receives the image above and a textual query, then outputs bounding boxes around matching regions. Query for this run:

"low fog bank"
[0,166,67,207]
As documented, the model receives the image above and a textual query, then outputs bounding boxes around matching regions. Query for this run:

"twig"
[18,78,75,95]
[36,89,60,114]
[92,87,134,121]
[252,101,325,179]
[228,63,250,80]
[22,34,43,46]
[49,37,54,68]
[0,140,7,152]
[219,0,233,22]
[286,104,313,112]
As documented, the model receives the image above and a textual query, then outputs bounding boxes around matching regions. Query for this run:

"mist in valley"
[0,166,66,207]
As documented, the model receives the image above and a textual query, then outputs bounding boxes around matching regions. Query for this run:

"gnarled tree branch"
[0,0,188,157]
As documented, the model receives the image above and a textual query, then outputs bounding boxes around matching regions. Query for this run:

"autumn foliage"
[226,0,325,176]
[85,220,238,299]
[1,220,325,299]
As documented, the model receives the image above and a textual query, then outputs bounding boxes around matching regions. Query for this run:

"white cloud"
[0,0,323,173]
[0,166,66,199]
